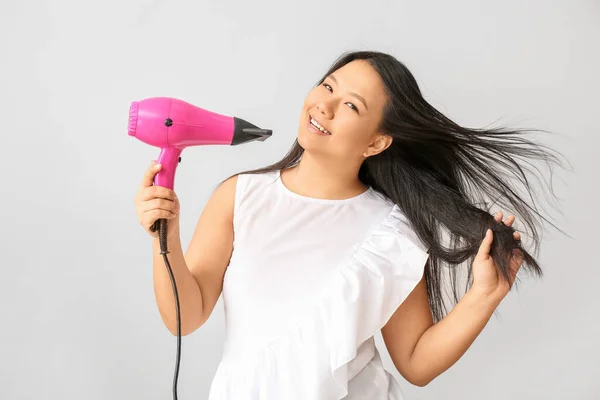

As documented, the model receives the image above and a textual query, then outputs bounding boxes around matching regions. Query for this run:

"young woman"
[134,50,564,399]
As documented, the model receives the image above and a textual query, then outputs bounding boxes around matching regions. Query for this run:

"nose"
[316,102,333,119]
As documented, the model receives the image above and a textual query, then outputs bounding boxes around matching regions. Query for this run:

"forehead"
[329,60,387,109]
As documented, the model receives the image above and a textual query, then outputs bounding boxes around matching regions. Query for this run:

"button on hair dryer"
[127,97,272,400]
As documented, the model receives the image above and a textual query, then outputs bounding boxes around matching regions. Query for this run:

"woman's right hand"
[134,160,180,238]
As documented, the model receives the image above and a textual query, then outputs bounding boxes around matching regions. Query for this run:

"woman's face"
[297,59,392,162]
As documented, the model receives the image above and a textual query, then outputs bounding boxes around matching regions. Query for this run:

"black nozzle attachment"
[232,117,272,145]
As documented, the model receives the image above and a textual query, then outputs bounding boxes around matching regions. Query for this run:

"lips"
[308,113,331,135]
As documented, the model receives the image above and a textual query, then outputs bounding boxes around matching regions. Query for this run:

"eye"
[346,103,359,113]
[321,82,359,114]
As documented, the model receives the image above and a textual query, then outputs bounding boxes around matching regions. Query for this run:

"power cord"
[151,218,181,400]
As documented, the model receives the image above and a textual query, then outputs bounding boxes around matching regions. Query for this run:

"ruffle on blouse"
[208,204,430,400]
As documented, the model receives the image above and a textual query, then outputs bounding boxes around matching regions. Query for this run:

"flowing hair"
[223,50,568,323]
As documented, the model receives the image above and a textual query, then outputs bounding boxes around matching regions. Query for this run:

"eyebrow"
[328,74,368,110]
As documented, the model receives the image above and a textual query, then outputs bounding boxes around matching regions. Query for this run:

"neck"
[281,152,369,200]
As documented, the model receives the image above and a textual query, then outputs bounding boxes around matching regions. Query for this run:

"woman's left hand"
[471,211,524,302]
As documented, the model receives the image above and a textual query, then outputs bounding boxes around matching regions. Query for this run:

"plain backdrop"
[1,0,598,399]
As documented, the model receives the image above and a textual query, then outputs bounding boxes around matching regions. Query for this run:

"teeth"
[310,117,330,135]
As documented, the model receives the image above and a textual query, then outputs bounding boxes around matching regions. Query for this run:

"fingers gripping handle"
[149,147,183,233]
[154,147,184,189]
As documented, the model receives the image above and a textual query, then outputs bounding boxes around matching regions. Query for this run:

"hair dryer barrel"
[128,97,272,189]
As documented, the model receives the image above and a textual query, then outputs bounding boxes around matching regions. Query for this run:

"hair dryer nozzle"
[232,117,273,145]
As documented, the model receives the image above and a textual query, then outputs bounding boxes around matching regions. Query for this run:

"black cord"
[153,218,181,400]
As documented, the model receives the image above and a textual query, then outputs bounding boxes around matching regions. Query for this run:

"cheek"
[330,125,371,157]
[335,116,368,140]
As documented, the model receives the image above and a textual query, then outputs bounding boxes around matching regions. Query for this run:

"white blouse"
[208,169,429,399]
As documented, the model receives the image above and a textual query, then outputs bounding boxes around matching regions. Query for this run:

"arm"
[152,222,202,337]
[382,211,520,386]
[153,175,237,336]
[183,175,237,333]
[382,280,500,386]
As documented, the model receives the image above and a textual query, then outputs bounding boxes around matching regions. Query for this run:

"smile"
[307,114,331,135]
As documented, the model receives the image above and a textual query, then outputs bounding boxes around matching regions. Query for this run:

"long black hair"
[225,50,568,324]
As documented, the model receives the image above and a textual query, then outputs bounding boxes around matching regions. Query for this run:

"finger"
[512,248,524,265]
[513,231,521,240]
[494,211,503,223]
[138,185,176,202]
[149,186,177,201]
[476,229,493,260]
[510,248,524,281]
[142,198,177,214]
[505,215,515,227]
[144,209,176,226]
[144,208,177,220]
[140,161,162,188]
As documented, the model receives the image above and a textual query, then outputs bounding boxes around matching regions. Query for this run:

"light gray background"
[1,0,598,399]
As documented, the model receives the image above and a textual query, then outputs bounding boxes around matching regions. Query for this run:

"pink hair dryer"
[128,97,272,232]
[128,97,272,399]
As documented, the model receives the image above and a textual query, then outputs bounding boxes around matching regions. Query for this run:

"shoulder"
[207,175,239,221]
[217,170,278,195]
[385,205,426,251]
[364,191,428,255]
[235,170,279,193]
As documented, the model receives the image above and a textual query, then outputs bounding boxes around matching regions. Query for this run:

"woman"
[134,50,564,399]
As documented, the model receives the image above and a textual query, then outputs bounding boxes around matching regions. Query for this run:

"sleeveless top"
[207,169,430,400]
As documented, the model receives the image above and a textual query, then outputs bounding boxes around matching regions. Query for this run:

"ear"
[363,134,393,158]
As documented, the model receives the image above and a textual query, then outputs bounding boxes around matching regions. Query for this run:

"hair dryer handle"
[154,147,184,190]
[149,147,183,233]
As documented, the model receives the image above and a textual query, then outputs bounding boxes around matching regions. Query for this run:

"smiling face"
[297,59,392,163]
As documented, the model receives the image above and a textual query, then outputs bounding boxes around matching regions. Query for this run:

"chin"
[296,129,311,150]
[297,132,330,159]
[296,112,326,153]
